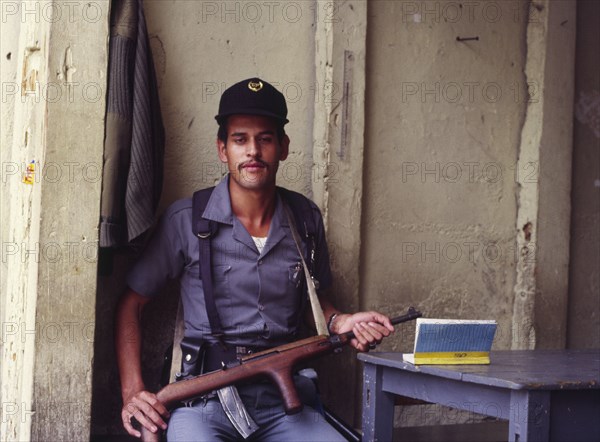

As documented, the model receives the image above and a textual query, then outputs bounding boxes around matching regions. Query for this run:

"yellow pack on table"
[403,318,497,365]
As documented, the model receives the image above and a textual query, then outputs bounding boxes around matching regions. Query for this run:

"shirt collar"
[202,175,235,225]
[202,175,290,229]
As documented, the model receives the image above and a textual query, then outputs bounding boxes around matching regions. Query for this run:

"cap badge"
[248,80,263,92]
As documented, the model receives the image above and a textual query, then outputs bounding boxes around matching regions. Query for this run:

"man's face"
[217,114,289,192]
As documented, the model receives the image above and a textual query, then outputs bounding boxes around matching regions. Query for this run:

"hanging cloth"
[100,0,165,247]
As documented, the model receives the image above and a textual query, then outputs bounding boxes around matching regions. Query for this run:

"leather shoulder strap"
[192,187,225,340]
[192,187,217,237]
[278,187,317,273]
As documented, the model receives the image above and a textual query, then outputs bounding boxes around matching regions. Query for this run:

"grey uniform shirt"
[127,175,332,347]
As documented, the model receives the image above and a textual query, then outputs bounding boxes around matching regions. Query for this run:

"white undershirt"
[252,236,267,254]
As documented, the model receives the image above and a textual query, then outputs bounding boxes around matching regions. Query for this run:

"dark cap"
[215,78,288,125]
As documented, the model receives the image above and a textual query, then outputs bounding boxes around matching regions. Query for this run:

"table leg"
[508,390,550,442]
[362,363,395,442]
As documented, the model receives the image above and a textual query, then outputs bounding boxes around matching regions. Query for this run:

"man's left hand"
[332,311,394,352]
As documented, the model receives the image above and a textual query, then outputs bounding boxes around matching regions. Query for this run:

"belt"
[202,344,269,373]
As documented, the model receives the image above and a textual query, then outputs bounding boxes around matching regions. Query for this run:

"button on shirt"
[127,176,332,347]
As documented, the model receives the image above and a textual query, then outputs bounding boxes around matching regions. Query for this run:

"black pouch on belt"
[176,337,206,381]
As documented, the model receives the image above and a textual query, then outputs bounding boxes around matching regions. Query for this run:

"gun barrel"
[340,307,422,341]
[390,307,423,326]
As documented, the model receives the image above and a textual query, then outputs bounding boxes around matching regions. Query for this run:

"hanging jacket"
[100,0,165,247]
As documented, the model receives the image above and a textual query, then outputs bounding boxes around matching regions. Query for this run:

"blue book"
[403,318,497,365]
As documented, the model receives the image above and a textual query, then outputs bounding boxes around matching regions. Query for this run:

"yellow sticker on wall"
[22,160,35,185]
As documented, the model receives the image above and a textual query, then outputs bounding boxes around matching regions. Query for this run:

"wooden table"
[358,349,600,442]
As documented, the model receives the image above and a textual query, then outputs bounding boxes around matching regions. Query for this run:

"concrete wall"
[361,0,577,427]
[363,0,526,347]
[0,5,40,440]
[568,0,600,348]
[0,0,22,412]
[0,1,109,440]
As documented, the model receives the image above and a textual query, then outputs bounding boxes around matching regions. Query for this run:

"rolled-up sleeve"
[126,200,190,297]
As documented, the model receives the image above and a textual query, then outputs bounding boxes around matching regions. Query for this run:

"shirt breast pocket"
[213,264,231,284]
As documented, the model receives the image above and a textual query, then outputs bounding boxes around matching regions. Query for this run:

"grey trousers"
[166,376,346,441]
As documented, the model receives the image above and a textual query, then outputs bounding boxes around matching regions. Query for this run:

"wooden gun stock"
[140,307,422,441]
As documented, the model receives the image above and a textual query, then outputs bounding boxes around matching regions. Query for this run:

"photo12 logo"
[197,1,341,24]
[400,81,539,104]
[1,1,103,24]
[1,321,95,345]
[400,161,539,185]
[198,1,304,24]
[399,1,543,24]
[1,400,92,424]
[2,81,103,105]
[2,241,98,264]
[1,161,102,185]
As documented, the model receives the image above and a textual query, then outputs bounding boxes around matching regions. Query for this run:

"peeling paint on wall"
[21,46,41,94]
[63,45,76,83]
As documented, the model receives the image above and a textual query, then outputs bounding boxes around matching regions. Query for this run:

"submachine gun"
[141,307,422,442]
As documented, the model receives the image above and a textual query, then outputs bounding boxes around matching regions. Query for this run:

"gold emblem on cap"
[248,80,263,92]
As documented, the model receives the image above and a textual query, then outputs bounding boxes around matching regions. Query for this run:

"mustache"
[238,159,269,170]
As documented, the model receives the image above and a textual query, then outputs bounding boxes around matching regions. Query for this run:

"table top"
[358,349,600,390]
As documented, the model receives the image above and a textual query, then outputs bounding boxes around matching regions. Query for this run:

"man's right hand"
[121,389,170,438]
[115,289,168,438]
